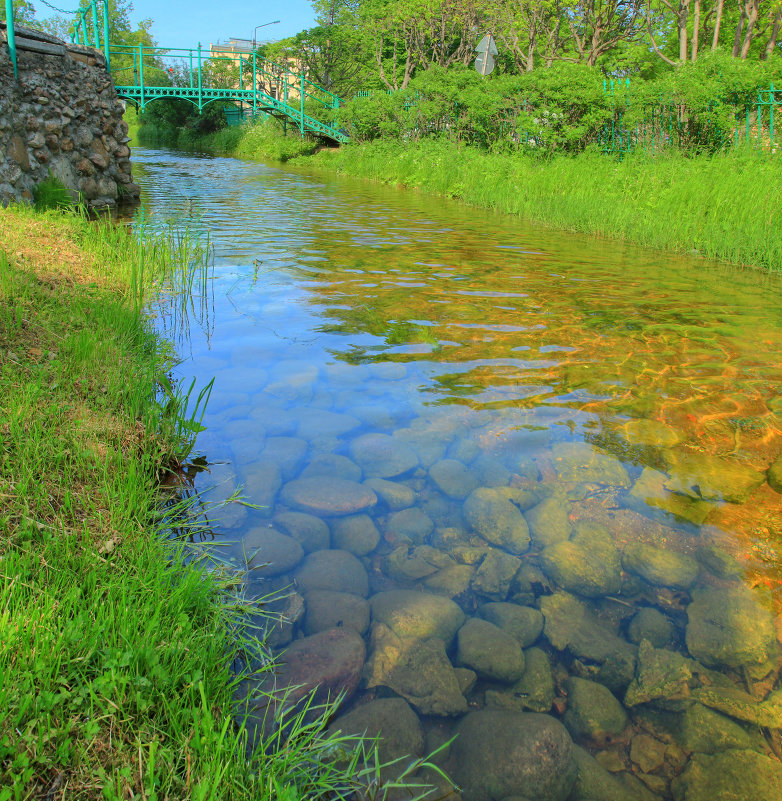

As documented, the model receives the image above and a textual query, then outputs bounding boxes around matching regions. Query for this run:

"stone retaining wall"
[1,23,140,208]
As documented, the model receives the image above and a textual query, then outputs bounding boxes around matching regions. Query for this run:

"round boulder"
[244,527,304,576]
[280,477,377,517]
[449,710,577,801]
[563,677,628,742]
[478,602,544,648]
[303,590,370,635]
[464,488,530,555]
[332,514,381,556]
[622,542,699,590]
[349,433,419,479]
[457,617,525,683]
[293,549,370,597]
[273,511,331,552]
[370,589,465,642]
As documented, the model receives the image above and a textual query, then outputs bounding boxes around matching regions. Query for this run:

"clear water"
[130,147,782,801]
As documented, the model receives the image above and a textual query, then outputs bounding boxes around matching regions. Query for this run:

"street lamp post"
[253,20,281,51]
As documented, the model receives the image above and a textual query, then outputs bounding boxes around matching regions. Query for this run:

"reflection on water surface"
[132,147,782,801]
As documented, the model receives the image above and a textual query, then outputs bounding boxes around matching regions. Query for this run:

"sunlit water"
[130,147,782,801]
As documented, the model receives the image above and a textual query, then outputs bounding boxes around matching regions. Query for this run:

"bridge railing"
[2,0,111,77]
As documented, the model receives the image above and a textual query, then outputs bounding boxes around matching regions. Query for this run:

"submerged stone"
[769,455,782,494]
[568,745,634,801]
[464,487,530,554]
[273,511,331,552]
[244,527,304,576]
[349,432,419,478]
[293,549,370,597]
[385,506,434,544]
[477,602,544,648]
[243,461,283,517]
[363,477,416,510]
[563,677,628,742]
[328,698,424,778]
[541,591,635,664]
[471,548,523,599]
[628,467,713,525]
[384,545,452,582]
[540,524,621,598]
[369,589,465,642]
[624,640,692,707]
[331,514,381,556]
[429,458,480,499]
[691,685,782,728]
[695,541,743,579]
[280,477,378,517]
[627,607,674,649]
[663,450,766,504]
[550,442,630,487]
[524,496,572,548]
[449,710,577,801]
[456,618,525,683]
[672,749,782,801]
[300,453,362,482]
[303,590,370,636]
[424,563,475,597]
[260,436,308,480]
[364,623,467,716]
[621,419,683,449]
[686,584,776,669]
[622,541,699,590]
[679,703,759,754]
[485,646,555,713]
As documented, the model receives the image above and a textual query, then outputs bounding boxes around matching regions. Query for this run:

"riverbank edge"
[137,120,782,273]
[0,207,264,798]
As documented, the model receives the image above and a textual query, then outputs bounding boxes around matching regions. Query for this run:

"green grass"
[138,117,321,162]
[0,206,446,800]
[300,139,782,272]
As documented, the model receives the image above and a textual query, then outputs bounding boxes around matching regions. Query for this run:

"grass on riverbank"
[137,116,320,162]
[0,206,435,800]
[303,139,782,272]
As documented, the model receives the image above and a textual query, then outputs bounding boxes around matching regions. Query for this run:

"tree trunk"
[732,7,746,56]
[740,0,760,58]
[763,6,781,58]
[679,0,691,60]
[712,0,723,48]
[691,0,701,58]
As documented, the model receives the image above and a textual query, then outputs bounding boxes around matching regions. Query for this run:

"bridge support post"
[198,42,202,113]
[4,0,17,79]
[103,0,110,72]
[300,72,304,137]
[91,1,100,49]
[252,51,256,117]
[138,43,144,110]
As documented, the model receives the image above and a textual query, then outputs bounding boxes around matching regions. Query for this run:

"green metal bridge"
[3,0,348,143]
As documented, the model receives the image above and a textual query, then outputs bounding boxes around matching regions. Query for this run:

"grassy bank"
[0,207,421,800]
[303,139,782,272]
[137,117,320,162]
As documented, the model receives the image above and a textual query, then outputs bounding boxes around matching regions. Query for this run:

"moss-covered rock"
[332,514,381,556]
[363,477,415,510]
[386,506,435,544]
[485,646,555,713]
[524,496,571,548]
[303,590,370,636]
[568,745,634,801]
[663,451,766,504]
[550,442,630,487]
[349,432,419,478]
[624,640,693,708]
[244,527,304,576]
[429,458,480,499]
[369,589,465,642]
[448,711,577,801]
[293,548,370,597]
[627,608,674,648]
[541,591,636,664]
[672,749,782,801]
[622,542,699,590]
[273,511,331,552]
[769,455,782,494]
[686,584,776,668]
[564,677,628,741]
[471,548,523,598]
[540,525,621,598]
[384,545,452,581]
[628,467,713,525]
[678,703,760,754]
[456,618,525,683]
[364,623,467,716]
[477,602,544,648]
[464,487,531,554]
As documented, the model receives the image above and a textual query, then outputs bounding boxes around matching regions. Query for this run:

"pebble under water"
[130,147,782,801]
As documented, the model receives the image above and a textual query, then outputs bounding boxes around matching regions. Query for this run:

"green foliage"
[33,175,75,210]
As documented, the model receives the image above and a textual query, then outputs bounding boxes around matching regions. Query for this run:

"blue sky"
[50,0,317,49]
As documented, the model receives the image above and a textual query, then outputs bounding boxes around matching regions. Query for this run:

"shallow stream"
[131,147,782,801]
